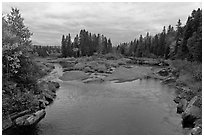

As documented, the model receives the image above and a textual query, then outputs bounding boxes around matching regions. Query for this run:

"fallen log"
[15,109,46,127]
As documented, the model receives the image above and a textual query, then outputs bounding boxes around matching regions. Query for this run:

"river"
[4,64,184,135]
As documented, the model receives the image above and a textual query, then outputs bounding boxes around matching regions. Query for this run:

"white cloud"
[2,2,201,46]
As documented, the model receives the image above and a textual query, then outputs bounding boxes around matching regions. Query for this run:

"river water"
[4,64,184,135]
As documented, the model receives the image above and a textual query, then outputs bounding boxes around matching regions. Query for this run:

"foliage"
[2,8,48,116]
[116,8,202,62]
[172,60,202,82]
[33,45,61,57]
[61,29,113,57]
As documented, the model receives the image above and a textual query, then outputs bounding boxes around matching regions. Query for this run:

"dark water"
[4,65,184,135]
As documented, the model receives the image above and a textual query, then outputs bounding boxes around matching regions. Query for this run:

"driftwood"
[15,109,46,127]
[10,110,31,120]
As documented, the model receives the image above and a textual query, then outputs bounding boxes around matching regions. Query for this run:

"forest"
[2,6,202,135]
[116,8,201,62]
[58,8,202,62]
[32,8,202,63]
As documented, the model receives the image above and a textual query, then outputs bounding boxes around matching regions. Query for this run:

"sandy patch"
[105,66,153,82]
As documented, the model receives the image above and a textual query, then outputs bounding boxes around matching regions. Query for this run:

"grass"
[171,59,202,105]
[172,60,201,84]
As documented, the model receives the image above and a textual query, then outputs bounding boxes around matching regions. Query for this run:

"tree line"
[117,8,202,62]
[61,29,113,57]
[33,45,61,57]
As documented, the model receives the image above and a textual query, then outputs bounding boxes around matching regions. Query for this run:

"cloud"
[2,2,201,46]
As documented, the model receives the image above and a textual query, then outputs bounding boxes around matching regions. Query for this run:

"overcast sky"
[2,2,201,46]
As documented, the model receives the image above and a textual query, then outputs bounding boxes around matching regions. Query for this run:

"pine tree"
[153,34,159,55]
[61,35,66,57]
[158,26,166,57]
[175,19,183,56]
[136,35,143,57]
[79,30,85,56]
[73,34,79,57]
[102,37,108,54]
[67,33,72,57]
[186,8,202,61]
[107,38,112,53]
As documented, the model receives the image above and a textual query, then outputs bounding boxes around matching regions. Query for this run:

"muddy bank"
[60,71,89,81]
[57,56,159,83]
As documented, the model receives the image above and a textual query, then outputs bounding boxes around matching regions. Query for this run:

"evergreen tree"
[107,38,112,53]
[67,33,72,57]
[158,26,166,57]
[175,19,183,56]
[153,34,159,55]
[73,34,79,57]
[79,30,85,56]
[61,35,66,57]
[102,37,108,54]
[186,8,202,61]
[136,35,143,57]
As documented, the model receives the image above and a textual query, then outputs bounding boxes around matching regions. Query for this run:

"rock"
[157,69,169,76]
[158,61,169,66]
[191,126,202,135]
[51,81,60,88]
[182,96,202,128]
[84,66,94,73]
[162,76,176,83]
[173,95,182,104]
[182,105,201,120]
[43,92,55,103]
[177,99,188,113]
[38,99,48,108]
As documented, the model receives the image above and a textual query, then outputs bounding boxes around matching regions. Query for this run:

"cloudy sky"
[2,2,201,46]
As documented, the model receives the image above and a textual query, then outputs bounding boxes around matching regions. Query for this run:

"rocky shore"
[2,62,60,132]
[56,55,201,135]
[4,55,201,135]
[156,66,202,135]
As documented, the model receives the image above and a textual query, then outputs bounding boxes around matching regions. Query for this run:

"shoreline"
[57,56,201,135]
[3,56,201,135]
[2,61,60,133]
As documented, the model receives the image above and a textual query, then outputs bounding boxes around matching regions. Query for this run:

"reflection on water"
[4,77,184,135]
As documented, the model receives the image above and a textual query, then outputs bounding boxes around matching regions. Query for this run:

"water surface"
[4,65,184,135]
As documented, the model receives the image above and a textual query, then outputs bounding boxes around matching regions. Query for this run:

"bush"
[172,60,202,82]
[172,59,202,96]
[103,53,122,60]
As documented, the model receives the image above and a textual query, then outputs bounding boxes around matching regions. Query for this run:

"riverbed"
[4,64,185,135]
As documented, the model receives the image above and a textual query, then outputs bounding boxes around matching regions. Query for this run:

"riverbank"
[3,55,201,135]
[171,60,202,135]
[2,58,60,132]
[55,54,201,135]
